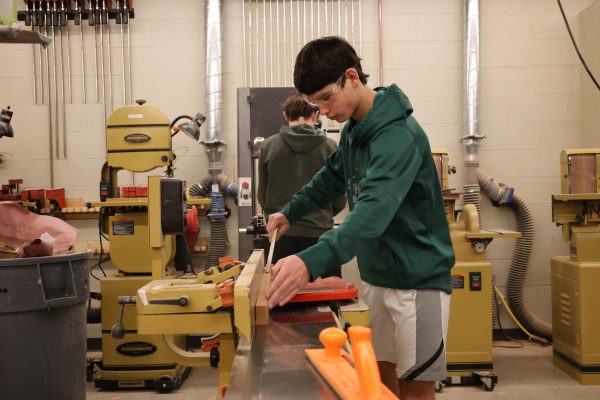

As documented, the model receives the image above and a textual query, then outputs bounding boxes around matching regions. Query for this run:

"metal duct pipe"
[461,0,550,340]
[462,0,485,185]
[198,0,239,271]
[205,0,223,144]
[462,0,483,221]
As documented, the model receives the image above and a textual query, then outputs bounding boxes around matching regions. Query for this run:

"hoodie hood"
[348,84,414,145]
[279,124,327,154]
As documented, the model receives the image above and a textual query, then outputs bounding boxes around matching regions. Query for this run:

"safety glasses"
[303,73,346,108]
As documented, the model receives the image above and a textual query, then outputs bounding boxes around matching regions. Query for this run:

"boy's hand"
[267,255,310,309]
[266,212,290,242]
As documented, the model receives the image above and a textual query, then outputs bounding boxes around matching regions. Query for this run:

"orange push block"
[305,327,397,400]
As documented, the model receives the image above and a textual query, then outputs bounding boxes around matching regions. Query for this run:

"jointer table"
[225,303,341,399]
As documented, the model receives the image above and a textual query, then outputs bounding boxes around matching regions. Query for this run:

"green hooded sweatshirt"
[282,84,454,293]
[258,124,346,237]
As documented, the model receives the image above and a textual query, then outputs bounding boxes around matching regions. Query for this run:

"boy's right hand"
[266,212,290,242]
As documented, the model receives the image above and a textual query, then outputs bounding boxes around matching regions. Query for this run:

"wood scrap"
[255,270,271,325]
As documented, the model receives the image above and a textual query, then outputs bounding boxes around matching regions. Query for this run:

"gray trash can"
[0,251,92,400]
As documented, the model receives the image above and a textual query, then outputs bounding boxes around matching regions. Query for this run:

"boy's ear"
[345,68,360,86]
[283,111,288,121]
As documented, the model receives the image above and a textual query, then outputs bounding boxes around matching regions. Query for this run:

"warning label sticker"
[112,220,134,235]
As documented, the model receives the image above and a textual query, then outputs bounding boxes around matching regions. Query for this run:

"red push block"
[45,188,66,209]
[135,186,148,197]
[27,188,45,205]
[121,186,137,198]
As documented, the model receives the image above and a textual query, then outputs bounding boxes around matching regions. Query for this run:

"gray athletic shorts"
[360,282,451,381]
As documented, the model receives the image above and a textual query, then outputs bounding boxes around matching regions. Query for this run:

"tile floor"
[86,340,600,400]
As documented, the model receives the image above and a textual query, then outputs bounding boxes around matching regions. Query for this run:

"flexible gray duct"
[189,176,213,197]
[189,174,238,199]
[206,219,228,268]
[87,307,101,325]
[462,184,482,226]
[189,182,233,268]
[477,169,552,340]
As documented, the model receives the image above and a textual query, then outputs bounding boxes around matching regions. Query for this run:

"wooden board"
[255,270,271,325]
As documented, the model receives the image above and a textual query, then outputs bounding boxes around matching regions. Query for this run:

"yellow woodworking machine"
[95,173,266,391]
[432,149,520,391]
[432,149,459,223]
[551,149,600,385]
[91,103,219,392]
[443,203,520,391]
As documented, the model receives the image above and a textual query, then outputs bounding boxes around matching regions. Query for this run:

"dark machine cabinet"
[237,87,296,261]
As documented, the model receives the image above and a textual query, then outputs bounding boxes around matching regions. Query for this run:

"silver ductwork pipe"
[462,0,483,219]
[196,0,238,269]
[206,0,223,144]
[461,0,551,340]
[462,0,485,182]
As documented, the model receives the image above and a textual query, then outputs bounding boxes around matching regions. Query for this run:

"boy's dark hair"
[282,92,318,121]
[294,36,369,95]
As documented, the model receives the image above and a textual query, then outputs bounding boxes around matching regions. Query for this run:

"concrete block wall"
[1,0,598,329]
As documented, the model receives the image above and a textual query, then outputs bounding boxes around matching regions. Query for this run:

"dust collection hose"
[205,191,229,268]
[206,219,228,268]
[189,174,239,199]
[477,169,552,341]
[87,306,101,325]
[189,176,214,197]
[189,175,237,270]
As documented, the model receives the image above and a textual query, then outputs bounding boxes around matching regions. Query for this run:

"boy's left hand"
[267,255,310,309]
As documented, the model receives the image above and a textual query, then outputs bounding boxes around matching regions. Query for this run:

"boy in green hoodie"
[266,36,455,400]
[258,92,346,277]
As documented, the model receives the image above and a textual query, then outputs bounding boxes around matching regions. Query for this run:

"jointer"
[225,252,381,399]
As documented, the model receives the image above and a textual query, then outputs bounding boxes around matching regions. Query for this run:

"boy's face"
[304,71,357,123]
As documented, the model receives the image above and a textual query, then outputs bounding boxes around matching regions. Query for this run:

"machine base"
[553,350,600,385]
[93,364,191,393]
[551,256,600,385]
[438,370,497,392]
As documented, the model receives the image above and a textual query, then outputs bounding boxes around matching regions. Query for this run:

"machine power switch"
[238,177,252,207]
[469,271,482,291]
[99,180,111,201]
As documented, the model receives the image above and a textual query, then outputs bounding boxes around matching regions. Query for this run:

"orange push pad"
[305,327,398,400]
